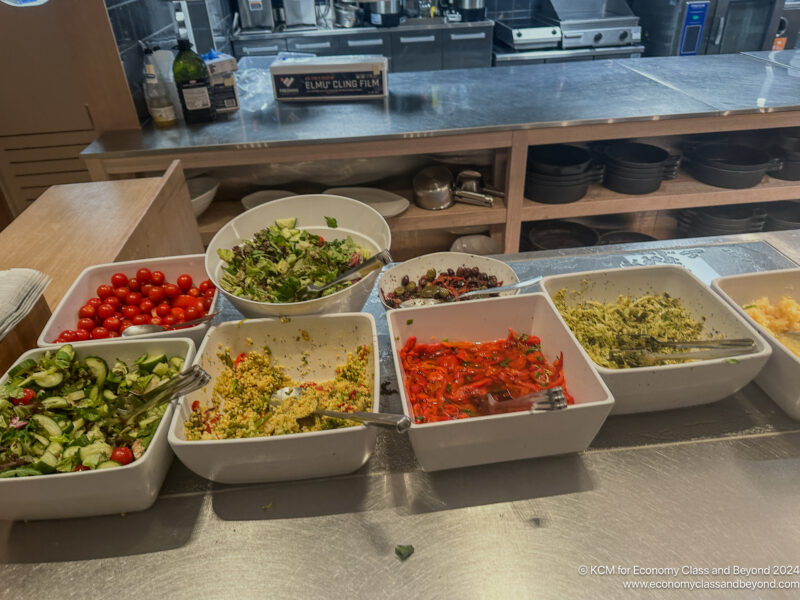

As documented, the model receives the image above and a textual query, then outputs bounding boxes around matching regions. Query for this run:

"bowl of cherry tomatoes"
[37,254,218,347]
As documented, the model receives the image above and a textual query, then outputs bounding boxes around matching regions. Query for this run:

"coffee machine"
[454,0,485,22]
[237,0,276,30]
[361,0,402,27]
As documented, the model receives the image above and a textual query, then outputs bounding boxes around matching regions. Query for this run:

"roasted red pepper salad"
[399,330,573,423]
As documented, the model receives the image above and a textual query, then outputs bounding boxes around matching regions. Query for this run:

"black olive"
[419,277,428,288]
[401,275,409,286]
[488,275,498,286]
[447,268,455,276]
[471,266,480,276]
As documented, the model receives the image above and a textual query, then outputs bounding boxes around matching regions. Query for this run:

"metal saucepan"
[455,170,505,198]
[413,166,494,210]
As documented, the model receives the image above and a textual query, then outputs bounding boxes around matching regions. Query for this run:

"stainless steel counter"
[231,18,493,40]
[82,51,800,159]
[4,230,800,599]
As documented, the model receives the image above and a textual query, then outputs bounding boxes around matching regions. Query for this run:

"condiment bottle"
[172,39,215,124]
[143,48,177,128]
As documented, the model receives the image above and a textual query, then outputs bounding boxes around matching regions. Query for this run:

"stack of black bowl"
[677,205,767,237]
[771,128,800,180]
[598,142,680,195]
[525,145,604,204]
[520,219,600,252]
[764,201,800,230]
[683,142,782,188]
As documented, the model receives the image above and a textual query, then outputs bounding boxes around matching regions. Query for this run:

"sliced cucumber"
[79,441,111,468]
[0,467,42,478]
[71,417,85,431]
[55,344,76,363]
[66,390,85,402]
[41,396,69,410]
[62,446,80,460]
[96,460,121,470]
[45,441,63,457]
[8,358,37,378]
[137,353,167,372]
[169,357,185,370]
[32,414,62,437]
[33,451,58,474]
[152,362,170,377]
[84,357,107,388]
[275,217,297,229]
[102,389,117,401]
[32,369,63,388]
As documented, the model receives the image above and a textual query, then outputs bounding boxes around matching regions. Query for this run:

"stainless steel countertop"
[4,230,800,599]
[744,49,800,71]
[82,52,800,159]
[232,18,493,40]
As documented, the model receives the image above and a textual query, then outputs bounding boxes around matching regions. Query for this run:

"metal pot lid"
[413,166,454,193]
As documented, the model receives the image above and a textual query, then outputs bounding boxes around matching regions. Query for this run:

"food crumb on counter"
[395,545,414,561]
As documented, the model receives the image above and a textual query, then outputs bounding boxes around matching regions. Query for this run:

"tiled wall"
[485,0,536,21]
[106,0,235,124]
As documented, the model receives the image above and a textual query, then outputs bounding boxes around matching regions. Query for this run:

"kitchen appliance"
[536,0,641,48]
[282,0,317,28]
[493,18,562,50]
[334,0,362,27]
[237,0,276,30]
[454,0,485,23]
[770,0,800,49]
[363,0,402,27]
[630,0,786,56]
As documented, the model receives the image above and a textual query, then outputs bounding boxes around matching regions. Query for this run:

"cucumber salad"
[216,217,372,303]
[0,345,184,477]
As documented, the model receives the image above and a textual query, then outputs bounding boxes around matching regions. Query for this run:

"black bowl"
[523,220,600,251]
[527,144,592,176]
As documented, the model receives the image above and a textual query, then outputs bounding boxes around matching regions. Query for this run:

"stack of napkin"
[0,269,51,341]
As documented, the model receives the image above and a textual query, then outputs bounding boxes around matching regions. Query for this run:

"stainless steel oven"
[631,0,786,56]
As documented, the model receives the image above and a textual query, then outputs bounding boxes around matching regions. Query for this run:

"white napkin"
[0,269,51,341]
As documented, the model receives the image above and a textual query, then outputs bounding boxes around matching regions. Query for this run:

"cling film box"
[270,55,388,101]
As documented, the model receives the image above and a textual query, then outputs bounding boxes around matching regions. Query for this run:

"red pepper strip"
[234,352,247,369]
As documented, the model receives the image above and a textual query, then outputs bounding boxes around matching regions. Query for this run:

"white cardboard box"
[270,54,388,101]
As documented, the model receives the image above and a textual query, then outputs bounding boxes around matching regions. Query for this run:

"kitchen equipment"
[449,234,503,255]
[713,268,800,419]
[270,387,411,432]
[237,0,276,30]
[386,293,615,471]
[205,194,390,318]
[0,337,195,521]
[765,201,800,229]
[240,189,297,210]
[631,0,785,56]
[398,276,543,307]
[770,0,800,49]
[364,0,402,27]
[413,166,494,210]
[307,249,392,293]
[523,220,600,251]
[540,265,772,414]
[493,18,562,50]
[334,1,363,27]
[678,205,767,236]
[528,144,592,176]
[455,170,504,198]
[322,187,410,218]
[598,231,656,245]
[685,157,781,188]
[478,386,568,414]
[601,144,680,194]
[283,0,317,28]
[537,0,641,48]
[117,365,211,424]
[525,164,604,204]
[121,312,221,337]
[169,313,381,483]
[492,43,645,65]
[186,176,219,217]
[684,142,782,188]
[454,0,485,23]
[615,333,756,352]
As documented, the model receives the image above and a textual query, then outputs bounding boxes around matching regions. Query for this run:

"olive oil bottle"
[173,39,215,124]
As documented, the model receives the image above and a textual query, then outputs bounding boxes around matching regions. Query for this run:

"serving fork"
[116,365,210,423]
[477,386,568,414]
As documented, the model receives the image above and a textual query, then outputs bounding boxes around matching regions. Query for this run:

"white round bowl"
[450,234,503,255]
[206,194,391,318]
[378,251,519,310]
[240,189,296,211]
[187,176,219,217]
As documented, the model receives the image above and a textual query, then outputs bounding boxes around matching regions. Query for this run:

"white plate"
[240,189,296,210]
[323,187,410,218]
[540,265,772,415]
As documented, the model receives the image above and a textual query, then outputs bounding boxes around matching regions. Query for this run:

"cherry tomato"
[185,306,200,321]
[125,292,142,306]
[317,235,325,246]
[162,315,177,326]
[114,286,130,301]
[96,284,113,299]
[12,388,36,406]
[177,274,193,291]
[73,465,90,472]
[163,283,180,300]
[96,304,115,320]
[151,270,166,285]
[148,286,165,303]
[203,297,213,311]
[170,307,185,320]
[86,297,103,308]
[59,330,77,342]
[187,287,201,298]
[203,288,216,299]
[150,316,162,326]
[174,295,195,309]
[139,298,155,314]
[110,273,128,288]
[155,302,172,318]
[74,329,90,341]
[198,279,212,292]
[122,305,140,319]
[127,277,140,292]
[108,331,121,338]
[136,268,152,283]
[141,283,153,297]
[90,327,110,339]
[103,316,121,332]
[78,304,96,319]
[77,317,96,331]
[110,447,133,466]
[132,314,150,325]
[105,295,121,310]
[120,320,133,331]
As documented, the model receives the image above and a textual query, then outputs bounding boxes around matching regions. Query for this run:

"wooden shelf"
[521,172,800,222]
[197,193,506,245]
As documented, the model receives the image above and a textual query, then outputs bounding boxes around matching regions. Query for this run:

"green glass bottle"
[173,39,215,124]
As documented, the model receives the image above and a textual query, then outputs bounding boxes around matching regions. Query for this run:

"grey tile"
[143,0,175,33]
[120,46,149,123]
[108,3,138,53]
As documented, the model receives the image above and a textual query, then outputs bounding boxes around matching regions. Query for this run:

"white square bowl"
[386,293,614,472]
[540,265,772,415]
[712,268,800,420]
[168,313,380,484]
[0,338,195,520]
[38,254,218,348]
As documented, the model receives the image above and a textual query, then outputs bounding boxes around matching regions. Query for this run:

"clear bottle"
[172,39,215,124]
[143,48,177,128]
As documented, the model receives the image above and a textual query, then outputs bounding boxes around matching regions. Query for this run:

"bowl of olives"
[378,252,520,309]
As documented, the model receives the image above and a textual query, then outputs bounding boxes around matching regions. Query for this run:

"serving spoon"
[121,312,220,337]
[398,275,542,308]
[270,386,411,433]
[305,249,392,293]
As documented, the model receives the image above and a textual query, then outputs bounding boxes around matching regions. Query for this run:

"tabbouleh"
[184,345,373,440]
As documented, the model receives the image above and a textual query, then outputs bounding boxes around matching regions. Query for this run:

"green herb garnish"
[406,319,414,325]
[395,544,414,561]
[325,216,338,228]
[725,358,739,364]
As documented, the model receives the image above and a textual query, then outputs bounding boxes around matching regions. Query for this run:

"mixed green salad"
[0,345,184,477]
[217,217,372,303]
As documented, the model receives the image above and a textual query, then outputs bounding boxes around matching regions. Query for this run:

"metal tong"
[116,365,211,423]
[306,249,392,293]
[614,334,756,365]
[477,386,568,414]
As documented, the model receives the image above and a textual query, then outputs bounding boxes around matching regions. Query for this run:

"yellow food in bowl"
[743,297,800,359]
[184,346,372,440]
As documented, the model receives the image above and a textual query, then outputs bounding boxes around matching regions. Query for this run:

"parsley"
[406,319,414,325]
[743,304,757,309]
[725,358,739,365]
[499,358,510,367]
[395,544,414,561]
[325,216,338,228]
